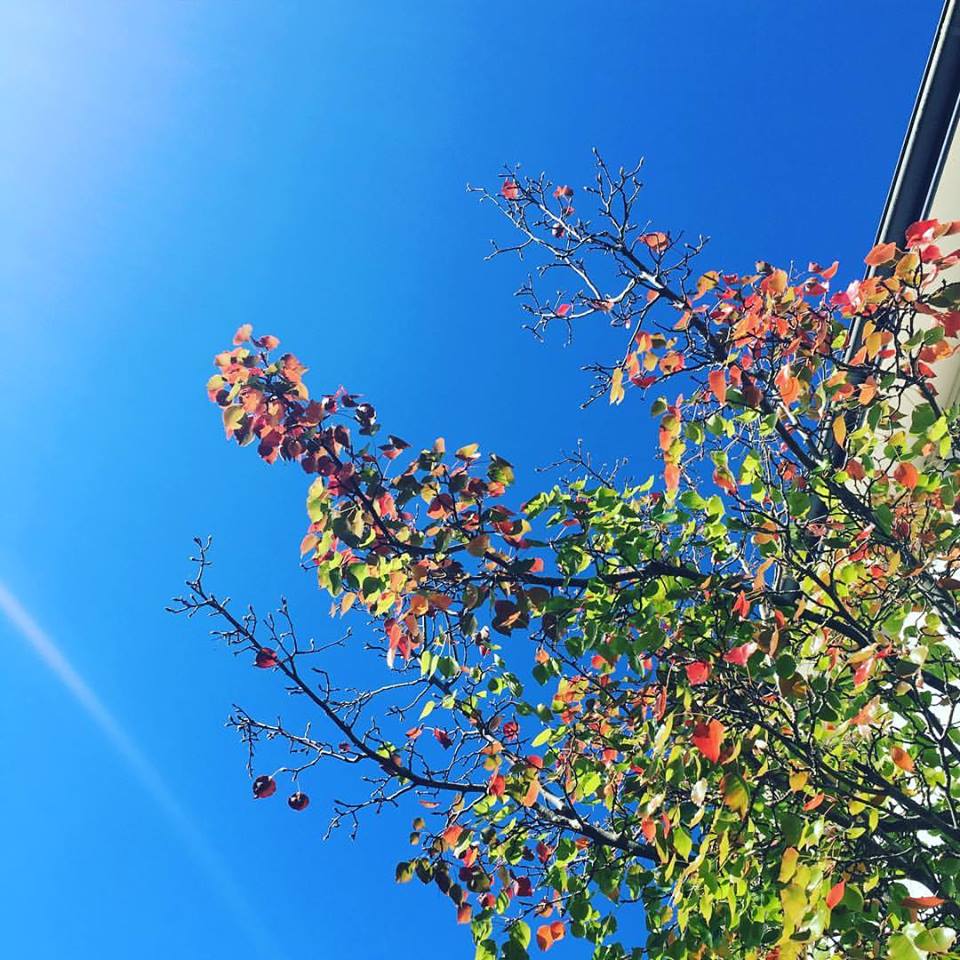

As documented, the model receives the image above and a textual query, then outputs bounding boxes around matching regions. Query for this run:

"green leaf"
[915,928,956,953]
[509,921,531,949]
[888,933,924,960]
[474,940,497,960]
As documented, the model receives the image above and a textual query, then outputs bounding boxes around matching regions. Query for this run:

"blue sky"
[0,2,944,957]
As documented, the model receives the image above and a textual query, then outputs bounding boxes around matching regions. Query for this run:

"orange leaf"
[442,825,464,847]
[865,242,896,267]
[902,896,946,909]
[641,231,670,253]
[803,792,824,811]
[457,903,473,924]
[708,369,727,405]
[775,366,800,405]
[521,777,540,807]
[826,880,845,909]
[664,461,680,495]
[692,719,725,763]
[233,323,253,344]
[891,746,915,772]
[894,462,919,490]
[536,925,555,952]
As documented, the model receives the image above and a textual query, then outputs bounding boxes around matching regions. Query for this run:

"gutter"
[873,0,960,248]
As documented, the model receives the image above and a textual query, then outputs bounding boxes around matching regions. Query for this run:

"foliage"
[173,158,960,960]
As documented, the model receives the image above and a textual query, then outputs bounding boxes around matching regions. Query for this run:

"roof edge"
[875,0,960,246]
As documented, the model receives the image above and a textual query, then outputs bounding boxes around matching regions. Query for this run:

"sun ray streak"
[0,581,283,960]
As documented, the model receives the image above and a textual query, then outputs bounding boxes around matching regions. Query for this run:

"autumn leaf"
[833,415,847,447]
[233,323,253,344]
[664,461,680,497]
[902,896,946,910]
[864,241,896,266]
[501,178,520,201]
[442,825,464,847]
[732,591,751,619]
[610,366,625,405]
[894,462,919,490]
[891,746,915,772]
[521,777,540,807]
[775,366,801,405]
[825,880,846,909]
[779,846,799,882]
[788,770,809,792]
[692,719,725,763]
[536,921,567,952]
[723,642,755,667]
[708,369,727,405]
[685,661,710,685]
[640,231,669,253]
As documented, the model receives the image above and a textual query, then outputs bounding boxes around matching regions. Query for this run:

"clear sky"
[0,2,945,958]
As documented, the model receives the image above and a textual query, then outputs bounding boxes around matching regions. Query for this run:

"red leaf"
[724,642,756,667]
[905,219,939,247]
[732,591,751,620]
[685,661,710,685]
[255,647,278,669]
[692,719,725,763]
[553,184,574,199]
[556,303,572,317]
[826,880,845,909]
[501,178,520,201]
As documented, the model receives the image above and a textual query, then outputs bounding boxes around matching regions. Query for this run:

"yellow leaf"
[779,847,799,883]
[455,443,481,461]
[832,416,847,447]
[781,883,807,927]
[895,251,921,282]
[610,367,626,406]
[789,770,809,793]
[222,404,245,437]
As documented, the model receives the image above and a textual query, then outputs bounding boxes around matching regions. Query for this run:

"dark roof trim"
[875,0,960,246]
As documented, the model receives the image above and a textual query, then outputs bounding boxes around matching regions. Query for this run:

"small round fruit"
[252,775,277,799]
[288,791,310,811]
[255,647,278,669]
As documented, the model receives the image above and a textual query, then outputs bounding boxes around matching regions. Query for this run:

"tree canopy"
[174,158,960,960]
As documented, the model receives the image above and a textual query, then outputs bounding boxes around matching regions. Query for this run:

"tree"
[172,155,960,960]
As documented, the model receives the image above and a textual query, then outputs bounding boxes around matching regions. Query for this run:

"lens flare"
[0,581,283,960]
